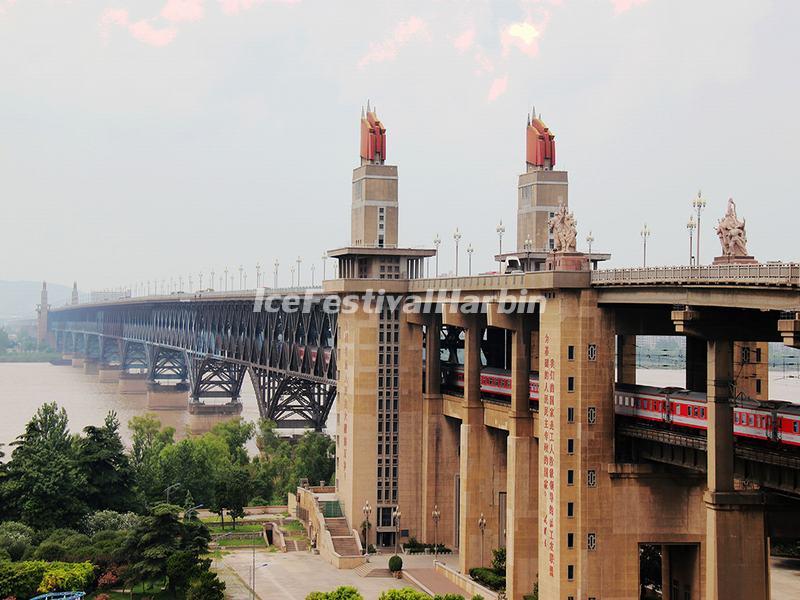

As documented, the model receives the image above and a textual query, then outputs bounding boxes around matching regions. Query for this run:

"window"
[587,406,597,424]
[587,470,597,487]
[567,470,574,485]
[567,345,575,360]
[755,348,762,363]
[568,376,575,392]
[756,379,762,394]
[567,565,574,580]
[588,532,597,550]
[567,533,574,548]
[567,439,574,454]
[567,502,574,517]
[567,407,575,423]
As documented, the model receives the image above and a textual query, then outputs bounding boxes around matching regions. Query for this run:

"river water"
[1,363,799,450]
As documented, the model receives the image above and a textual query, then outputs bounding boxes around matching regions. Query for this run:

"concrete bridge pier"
[83,358,99,375]
[118,371,148,395]
[187,400,243,434]
[146,381,189,410]
[71,353,86,368]
[704,338,769,600]
[97,364,121,383]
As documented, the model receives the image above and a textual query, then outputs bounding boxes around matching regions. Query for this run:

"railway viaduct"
[40,108,800,599]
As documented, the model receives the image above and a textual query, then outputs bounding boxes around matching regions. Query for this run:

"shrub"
[472,595,485,600]
[36,562,95,593]
[0,561,94,598]
[82,511,142,536]
[469,567,506,591]
[0,524,35,547]
[95,594,111,600]
[491,547,506,575]
[388,555,403,573]
[379,589,442,600]
[249,497,269,506]
[96,569,119,589]
[306,587,363,600]
[186,570,225,600]
[33,543,68,562]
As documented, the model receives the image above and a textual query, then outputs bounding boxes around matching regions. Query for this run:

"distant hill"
[0,281,74,321]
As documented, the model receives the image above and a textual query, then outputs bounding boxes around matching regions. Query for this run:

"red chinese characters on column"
[541,334,557,578]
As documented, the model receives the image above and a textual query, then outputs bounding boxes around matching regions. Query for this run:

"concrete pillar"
[616,334,636,385]
[118,372,148,395]
[71,355,86,368]
[733,341,769,401]
[97,365,121,383]
[458,318,495,574]
[506,324,538,600]
[685,336,707,393]
[146,382,189,410]
[187,401,243,434]
[705,338,769,600]
[83,359,99,375]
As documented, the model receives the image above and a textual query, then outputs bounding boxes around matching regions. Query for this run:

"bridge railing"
[591,263,800,286]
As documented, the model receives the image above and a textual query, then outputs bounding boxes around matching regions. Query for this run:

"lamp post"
[199,272,204,291]
[210,269,215,291]
[256,262,261,288]
[432,505,441,562]
[467,244,474,276]
[686,216,696,266]
[433,234,441,276]
[291,266,296,287]
[274,259,279,288]
[586,231,594,270]
[224,267,229,291]
[164,482,181,503]
[322,254,328,281]
[311,264,316,287]
[692,190,706,265]
[478,513,487,568]
[641,223,651,267]
[453,228,462,276]
[496,220,505,272]
[239,265,244,290]
[392,507,402,556]
[296,256,302,286]
[362,500,372,556]
[243,272,248,289]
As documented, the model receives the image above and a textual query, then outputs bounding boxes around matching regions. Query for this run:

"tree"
[159,435,232,508]
[0,328,10,353]
[224,466,251,529]
[1,403,87,528]
[210,419,254,466]
[77,412,136,512]
[123,503,184,590]
[166,550,202,596]
[186,570,225,600]
[129,414,174,502]
[292,431,335,488]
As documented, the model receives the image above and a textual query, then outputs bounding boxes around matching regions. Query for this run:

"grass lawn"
[282,520,305,532]
[88,580,178,600]
[208,523,263,533]
[216,537,265,548]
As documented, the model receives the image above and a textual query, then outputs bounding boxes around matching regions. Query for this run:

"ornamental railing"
[591,263,800,286]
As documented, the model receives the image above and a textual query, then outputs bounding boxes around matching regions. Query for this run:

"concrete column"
[458,318,495,573]
[616,334,636,385]
[187,401,243,434]
[685,336,707,393]
[97,365,121,383]
[146,382,189,410]
[705,338,769,600]
[71,355,86,368]
[118,372,148,394]
[507,325,538,600]
[83,359,99,375]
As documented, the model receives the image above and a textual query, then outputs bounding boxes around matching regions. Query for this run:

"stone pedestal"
[544,251,589,271]
[187,401,243,435]
[118,372,148,395]
[146,382,189,410]
[71,356,86,368]
[97,366,121,383]
[712,255,758,265]
[83,359,99,375]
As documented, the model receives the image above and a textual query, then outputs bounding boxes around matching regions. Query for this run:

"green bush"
[0,560,94,598]
[491,547,506,575]
[472,595,485,600]
[379,589,448,600]
[186,570,226,600]
[469,567,506,591]
[82,510,141,535]
[33,542,68,562]
[388,554,403,572]
[306,586,363,600]
[249,496,269,506]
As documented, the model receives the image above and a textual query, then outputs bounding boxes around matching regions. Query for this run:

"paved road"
[772,556,800,599]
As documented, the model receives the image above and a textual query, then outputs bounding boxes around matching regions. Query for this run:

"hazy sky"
[3,0,799,291]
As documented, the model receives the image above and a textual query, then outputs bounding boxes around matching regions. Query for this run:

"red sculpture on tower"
[526,109,556,170]
[360,101,386,164]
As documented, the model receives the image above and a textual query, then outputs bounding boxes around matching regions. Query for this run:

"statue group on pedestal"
[548,203,577,253]
[716,198,749,257]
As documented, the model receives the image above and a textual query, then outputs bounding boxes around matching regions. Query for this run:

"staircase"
[326,517,361,556]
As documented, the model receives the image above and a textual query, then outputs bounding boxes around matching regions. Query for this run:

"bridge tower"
[36,281,50,346]
[71,281,79,305]
[516,110,566,254]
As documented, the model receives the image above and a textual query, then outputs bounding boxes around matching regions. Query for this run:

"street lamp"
[188,274,193,291]
[362,501,372,556]
[256,262,261,288]
[311,264,316,287]
[322,254,328,281]
[392,507,402,556]
[239,265,244,290]
[496,220,505,272]
[199,272,204,290]
[641,223,651,267]
[586,231,594,270]
[433,234,441,277]
[291,266,296,287]
[296,256,302,286]
[692,190,706,265]
[467,244,474,276]
[478,513,487,568]
[210,269,215,291]
[686,216,696,266]
[274,259,279,288]
[453,228,462,276]
[432,505,441,562]
[164,482,181,503]
[224,267,229,291]
[243,272,248,289]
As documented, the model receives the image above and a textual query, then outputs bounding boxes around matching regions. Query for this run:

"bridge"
[37,108,800,600]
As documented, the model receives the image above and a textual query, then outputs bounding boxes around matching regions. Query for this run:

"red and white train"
[441,364,800,448]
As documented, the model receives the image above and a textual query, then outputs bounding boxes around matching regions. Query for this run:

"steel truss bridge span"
[50,294,337,430]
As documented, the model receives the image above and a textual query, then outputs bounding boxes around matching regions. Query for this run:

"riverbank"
[0,351,62,363]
